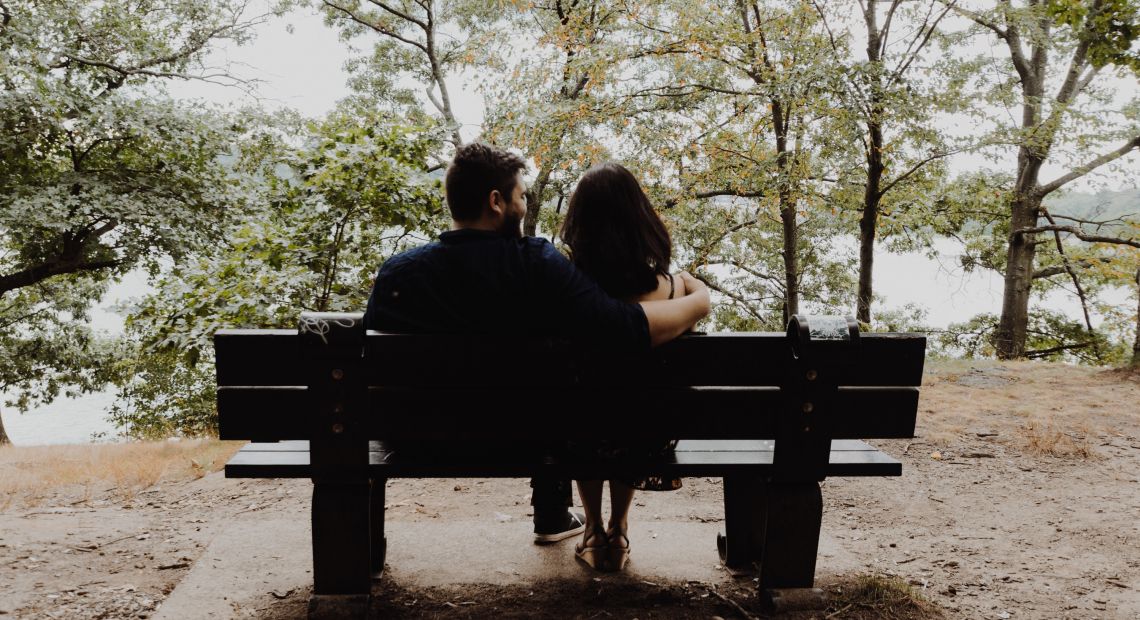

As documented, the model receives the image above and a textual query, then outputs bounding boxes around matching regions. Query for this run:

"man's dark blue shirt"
[363,229,650,349]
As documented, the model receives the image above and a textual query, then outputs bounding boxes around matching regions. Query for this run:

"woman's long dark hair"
[561,163,672,300]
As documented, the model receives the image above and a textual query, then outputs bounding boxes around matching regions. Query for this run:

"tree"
[952,0,1140,358]
[116,107,444,436]
[812,0,965,325]
[0,278,122,444]
[1133,264,1140,366]
[478,0,633,236]
[300,0,505,150]
[0,0,262,443]
[623,0,847,324]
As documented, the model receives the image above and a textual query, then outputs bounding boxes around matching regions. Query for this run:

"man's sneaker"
[533,509,587,544]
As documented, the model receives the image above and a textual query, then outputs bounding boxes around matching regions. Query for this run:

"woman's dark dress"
[571,273,683,491]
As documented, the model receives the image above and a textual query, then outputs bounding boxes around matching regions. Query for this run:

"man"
[364,142,709,543]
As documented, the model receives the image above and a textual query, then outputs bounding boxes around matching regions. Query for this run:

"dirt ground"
[1,360,1138,619]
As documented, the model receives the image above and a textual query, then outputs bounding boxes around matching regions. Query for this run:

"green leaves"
[0,0,260,427]
[1049,0,1140,73]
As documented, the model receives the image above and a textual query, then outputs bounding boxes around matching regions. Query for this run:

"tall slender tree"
[953,0,1140,358]
[625,0,842,322]
[813,0,962,324]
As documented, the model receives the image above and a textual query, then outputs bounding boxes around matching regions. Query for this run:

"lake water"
[2,239,1130,445]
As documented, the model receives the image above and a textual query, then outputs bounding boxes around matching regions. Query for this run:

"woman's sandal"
[575,528,609,571]
[606,529,631,572]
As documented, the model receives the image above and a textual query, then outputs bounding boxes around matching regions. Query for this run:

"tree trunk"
[524,164,555,238]
[995,191,1043,359]
[996,42,1049,359]
[1132,266,1140,367]
[0,410,10,445]
[856,6,885,326]
[772,99,799,320]
[856,187,880,326]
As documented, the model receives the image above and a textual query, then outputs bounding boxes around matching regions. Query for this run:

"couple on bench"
[362,143,710,572]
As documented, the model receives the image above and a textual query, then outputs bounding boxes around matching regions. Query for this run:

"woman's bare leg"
[607,481,635,540]
[575,480,605,543]
[605,481,635,570]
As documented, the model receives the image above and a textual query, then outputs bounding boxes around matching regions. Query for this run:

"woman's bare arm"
[639,272,709,346]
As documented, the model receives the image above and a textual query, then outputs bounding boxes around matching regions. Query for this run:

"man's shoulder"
[519,235,564,262]
[377,240,441,275]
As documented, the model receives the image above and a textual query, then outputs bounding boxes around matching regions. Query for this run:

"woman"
[560,162,691,571]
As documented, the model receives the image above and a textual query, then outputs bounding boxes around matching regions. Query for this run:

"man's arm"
[640,272,709,347]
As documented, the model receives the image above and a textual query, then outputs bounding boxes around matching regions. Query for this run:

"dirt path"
[1,361,1137,618]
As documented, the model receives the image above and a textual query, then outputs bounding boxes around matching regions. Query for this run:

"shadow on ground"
[253,573,945,619]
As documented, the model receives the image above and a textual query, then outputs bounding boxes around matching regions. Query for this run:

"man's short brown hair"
[444,142,527,222]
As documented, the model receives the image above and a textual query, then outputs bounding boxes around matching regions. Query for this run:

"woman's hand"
[676,272,709,310]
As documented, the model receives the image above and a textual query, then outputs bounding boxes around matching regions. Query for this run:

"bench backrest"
[216,313,924,480]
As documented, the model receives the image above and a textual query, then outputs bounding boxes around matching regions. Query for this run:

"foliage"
[0,277,122,409]
[939,308,1129,364]
[111,107,444,436]
[0,0,261,441]
[106,350,217,440]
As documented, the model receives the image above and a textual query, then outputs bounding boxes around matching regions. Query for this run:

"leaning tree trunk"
[1132,266,1140,368]
[0,410,10,445]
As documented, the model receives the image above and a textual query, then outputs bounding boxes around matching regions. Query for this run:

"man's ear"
[487,189,505,218]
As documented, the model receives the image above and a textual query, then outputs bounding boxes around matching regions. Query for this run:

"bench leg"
[719,475,763,571]
[757,482,822,589]
[311,480,371,608]
[369,477,386,579]
[719,478,824,588]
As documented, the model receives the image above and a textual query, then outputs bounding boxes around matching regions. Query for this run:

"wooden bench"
[215,312,925,615]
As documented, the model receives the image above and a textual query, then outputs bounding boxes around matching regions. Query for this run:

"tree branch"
[888,1,955,89]
[1012,225,1140,248]
[877,146,966,197]
[322,0,428,52]
[365,0,428,30]
[941,1,1006,39]
[1036,136,1140,197]
[1040,207,1096,339]
[0,259,121,298]
[1032,257,1112,279]
[1024,341,1092,359]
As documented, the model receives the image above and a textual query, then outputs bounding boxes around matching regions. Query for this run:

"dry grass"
[1019,419,1096,458]
[0,439,243,509]
[826,574,945,620]
[918,360,1136,458]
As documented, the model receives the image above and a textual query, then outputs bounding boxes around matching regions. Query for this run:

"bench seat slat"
[237,438,887,452]
[223,439,902,478]
[217,386,918,442]
[215,331,926,388]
